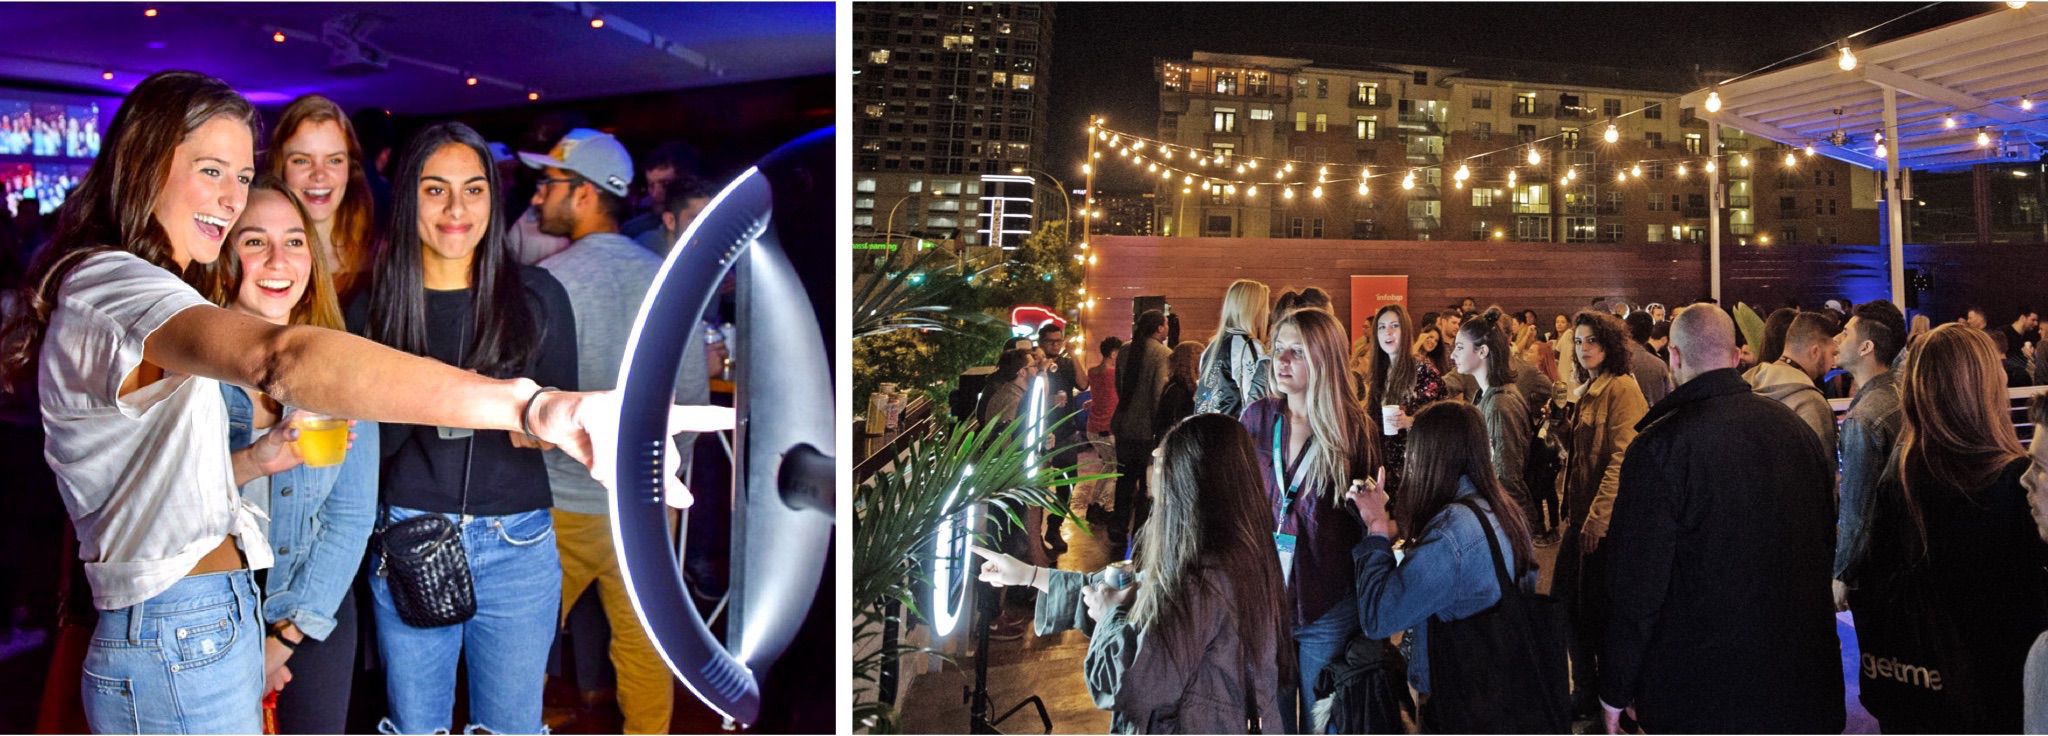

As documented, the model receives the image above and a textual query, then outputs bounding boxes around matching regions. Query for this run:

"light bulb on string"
[1706,159,1717,173]
[1357,181,1369,196]
[1111,134,1121,147]
[1630,163,1642,178]
[1508,169,1518,187]
[1312,185,1324,198]
[1453,164,1470,183]
[1283,187,1296,200]
[1275,169,1286,181]
[1092,151,1102,159]
[1838,44,1857,71]
[1527,147,1541,165]
[1943,114,1957,129]
[1977,128,1992,147]
[2022,95,2035,111]
[1705,90,1722,113]
[1804,143,1816,157]
[1566,166,1577,181]
[1236,164,1247,174]
[1873,129,1884,143]
[1098,131,1108,141]
[1083,163,1094,175]
[1247,184,1258,197]
[1738,154,1750,167]
[1401,171,1416,190]
[1133,141,1146,151]
[1617,170,1627,183]
[1225,184,1237,195]
[1318,165,1330,181]
[1163,148,1173,160]
[1604,123,1619,143]
[1784,152,1797,167]
[1161,169,1172,181]
[1183,174,1194,184]
[1247,159,1259,170]
[1283,162,1295,173]
[1678,163,1688,176]
[1875,142,1887,158]
[1146,162,1157,173]
[1559,175,1570,187]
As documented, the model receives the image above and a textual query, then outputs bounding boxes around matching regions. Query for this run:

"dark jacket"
[1599,368,1845,733]
[1113,338,1173,443]
[1152,376,1196,438]
[1082,564,1287,734]
[1475,383,1532,515]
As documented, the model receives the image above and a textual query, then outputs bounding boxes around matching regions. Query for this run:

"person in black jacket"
[1151,341,1201,437]
[1598,304,1845,734]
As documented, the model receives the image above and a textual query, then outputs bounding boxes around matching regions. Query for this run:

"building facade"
[1152,50,1881,247]
[851,2,1054,248]
[1092,190,1158,236]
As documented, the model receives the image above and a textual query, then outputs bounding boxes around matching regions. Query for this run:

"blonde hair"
[1214,279,1272,346]
[1274,308,1379,505]
[205,174,346,331]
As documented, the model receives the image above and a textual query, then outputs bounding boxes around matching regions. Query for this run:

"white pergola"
[1677,4,2048,304]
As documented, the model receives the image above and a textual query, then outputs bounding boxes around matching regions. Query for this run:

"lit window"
[1647,225,1665,243]
[1357,82,1379,105]
[1213,108,1238,133]
[1295,112,1308,132]
[907,180,923,193]
[869,49,891,64]
[1315,113,1328,133]
[864,104,885,118]
[992,71,1007,85]
[1012,74,1034,90]
[856,178,877,193]
[854,197,876,210]
[1471,188,1496,207]
[1250,107,1273,121]
[1356,116,1377,140]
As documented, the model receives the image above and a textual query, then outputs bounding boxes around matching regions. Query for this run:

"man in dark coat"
[1599,304,1845,734]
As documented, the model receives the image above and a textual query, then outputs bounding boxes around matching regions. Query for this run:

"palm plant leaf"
[854,245,1006,340]
[1734,301,1765,353]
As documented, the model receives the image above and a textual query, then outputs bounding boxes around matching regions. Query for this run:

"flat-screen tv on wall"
[0,90,110,216]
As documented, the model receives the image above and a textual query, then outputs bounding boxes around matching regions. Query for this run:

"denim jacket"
[1354,477,1531,694]
[222,384,378,641]
[1834,371,1901,580]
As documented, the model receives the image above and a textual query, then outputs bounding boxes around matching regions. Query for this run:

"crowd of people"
[970,277,2048,734]
[0,70,737,734]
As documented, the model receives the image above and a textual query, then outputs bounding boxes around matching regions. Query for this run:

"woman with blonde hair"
[208,174,378,733]
[1367,303,1447,499]
[1238,307,1381,731]
[1195,278,1271,417]
[265,95,375,300]
[1849,324,2046,733]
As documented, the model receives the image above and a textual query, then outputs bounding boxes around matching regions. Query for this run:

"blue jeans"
[369,507,562,734]
[1291,597,1361,734]
[82,570,263,734]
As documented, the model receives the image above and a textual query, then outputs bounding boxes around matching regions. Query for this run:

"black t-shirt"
[345,266,579,515]
[2001,324,2030,361]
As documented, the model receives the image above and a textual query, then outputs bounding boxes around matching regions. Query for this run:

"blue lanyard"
[1272,418,1309,531]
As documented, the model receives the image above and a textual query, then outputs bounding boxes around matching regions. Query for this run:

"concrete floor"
[895,451,1878,734]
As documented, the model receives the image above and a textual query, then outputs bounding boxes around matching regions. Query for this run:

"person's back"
[1112,337,1171,442]
[1745,359,1836,449]
[1602,366,1843,733]
[1628,345,1670,406]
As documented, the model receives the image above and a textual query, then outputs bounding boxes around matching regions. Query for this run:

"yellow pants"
[553,509,673,734]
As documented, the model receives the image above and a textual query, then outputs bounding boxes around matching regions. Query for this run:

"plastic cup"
[1100,560,1135,589]
[1381,404,1402,436]
[294,414,348,468]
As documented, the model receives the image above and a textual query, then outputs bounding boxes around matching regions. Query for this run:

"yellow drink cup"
[294,415,349,468]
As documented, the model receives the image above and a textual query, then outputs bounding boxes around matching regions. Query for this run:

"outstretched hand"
[532,390,736,508]
[968,544,1034,588]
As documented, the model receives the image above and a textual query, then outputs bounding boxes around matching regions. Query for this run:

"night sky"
[1046,1,1991,190]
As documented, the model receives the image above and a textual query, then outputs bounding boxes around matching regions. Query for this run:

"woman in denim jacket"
[1347,401,1539,729]
[211,174,378,733]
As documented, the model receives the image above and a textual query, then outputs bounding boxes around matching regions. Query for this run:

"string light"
[1705,90,1722,113]
[1943,113,1957,129]
[1706,160,1717,173]
[1311,185,1324,198]
[1977,128,1992,147]
[1183,174,1194,184]
[1558,175,1570,187]
[1283,186,1296,200]
[2010,1,2028,8]
[101,70,114,81]
[1401,171,1416,190]
[590,12,605,28]
[1085,163,1096,175]
[1630,163,1642,178]
[1318,165,1329,182]
[1357,181,1369,196]
[1247,159,1258,170]
[1283,162,1295,173]
[1804,143,1816,157]
[273,29,287,43]
[465,73,479,86]
[1873,129,1884,143]
[1224,184,1236,195]
[1132,141,1146,152]
[1566,167,1577,181]
[1603,123,1619,143]
[1453,164,1470,184]
[1784,152,1797,167]
[1507,170,1517,187]
[144,7,157,16]
[1617,170,1627,182]
[1837,44,1857,71]
[1678,163,1688,176]
[1875,141,1888,158]
[1236,164,1247,174]
[1145,162,1156,173]
[1247,184,1258,197]
[2023,95,2035,111]
[528,90,541,101]
[1527,147,1541,166]
[1738,154,1750,167]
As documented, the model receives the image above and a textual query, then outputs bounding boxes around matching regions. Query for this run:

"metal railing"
[1510,102,1554,118]
[854,395,937,486]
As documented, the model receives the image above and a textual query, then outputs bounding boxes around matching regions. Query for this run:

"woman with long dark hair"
[1367,304,1447,499]
[345,121,581,735]
[1108,309,1172,556]
[0,71,710,735]
[208,174,377,733]
[1348,401,1548,732]
[1414,321,1448,375]
[265,94,375,301]
[974,414,1290,733]
[1552,308,1646,721]
[1449,312,1534,527]
[1240,307,1381,732]
[1851,324,2047,732]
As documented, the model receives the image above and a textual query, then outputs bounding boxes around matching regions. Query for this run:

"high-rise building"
[1150,49,1879,247]
[851,2,1055,248]
[1093,190,1158,236]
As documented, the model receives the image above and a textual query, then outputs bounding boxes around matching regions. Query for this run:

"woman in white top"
[0,71,727,734]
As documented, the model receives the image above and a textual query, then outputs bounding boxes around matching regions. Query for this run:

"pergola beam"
[1858,63,2048,138]
[1704,111,1887,170]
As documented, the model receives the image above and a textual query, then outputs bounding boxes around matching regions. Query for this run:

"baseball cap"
[519,128,633,197]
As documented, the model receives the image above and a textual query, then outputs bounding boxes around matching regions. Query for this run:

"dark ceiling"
[0,2,834,114]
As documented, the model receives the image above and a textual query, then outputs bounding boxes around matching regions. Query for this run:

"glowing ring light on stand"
[930,373,1047,635]
[610,128,834,727]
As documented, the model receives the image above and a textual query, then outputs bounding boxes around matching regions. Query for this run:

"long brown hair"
[1134,414,1292,688]
[204,173,345,331]
[1168,340,1202,390]
[1396,401,1537,574]
[1457,311,1518,388]
[0,70,259,394]
[265,94,374,298]
[1274,308,1380,505]
[1368,304,1419,409]
[1896,323,2030,550]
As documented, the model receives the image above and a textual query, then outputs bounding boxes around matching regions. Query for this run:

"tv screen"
[0,90,112,216]
[30,103,62,157]
[0,101,28,156]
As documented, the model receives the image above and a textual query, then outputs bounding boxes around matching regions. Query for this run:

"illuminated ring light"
[610,128,834,727]
[930,374,1046,635]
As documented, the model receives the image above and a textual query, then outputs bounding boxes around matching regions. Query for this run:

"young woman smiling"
[346,121,581,735]
[266,95,375,301]
[208,174,377,734]
[0,70,725,735]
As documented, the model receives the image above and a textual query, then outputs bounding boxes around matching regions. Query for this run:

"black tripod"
[963,532,1052,734]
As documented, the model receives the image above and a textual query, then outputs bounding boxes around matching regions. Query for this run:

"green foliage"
[851,410,1112,733]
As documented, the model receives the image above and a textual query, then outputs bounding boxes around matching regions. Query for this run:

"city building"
[851,2,1055,248]
[1092,190,1157,236]
[1150,48,1882,247]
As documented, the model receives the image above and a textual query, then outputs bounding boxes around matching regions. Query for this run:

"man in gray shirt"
[526,129,709,734]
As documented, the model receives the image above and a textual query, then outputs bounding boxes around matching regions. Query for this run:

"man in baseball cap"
[525,127,707,735]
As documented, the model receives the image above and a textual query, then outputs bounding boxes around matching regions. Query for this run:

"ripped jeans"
[81,570,264,734]
[370,507,561,734]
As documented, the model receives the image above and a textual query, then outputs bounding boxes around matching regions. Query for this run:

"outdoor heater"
[608,127,834,728]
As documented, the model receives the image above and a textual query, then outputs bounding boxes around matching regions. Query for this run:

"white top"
[39,251,272,611]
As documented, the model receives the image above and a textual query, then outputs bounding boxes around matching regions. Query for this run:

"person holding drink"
[1365,304,1447,500]
[209,173,377,734]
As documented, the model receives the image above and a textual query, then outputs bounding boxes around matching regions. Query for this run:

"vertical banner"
[1350,275,1409,342]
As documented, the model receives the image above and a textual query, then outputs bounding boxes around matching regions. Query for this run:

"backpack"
[1195,332,1270,417]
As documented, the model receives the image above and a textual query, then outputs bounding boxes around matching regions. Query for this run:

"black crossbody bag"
[375,433,477,628]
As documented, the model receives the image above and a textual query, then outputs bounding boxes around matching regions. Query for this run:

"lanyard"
[1271,418,1312,532]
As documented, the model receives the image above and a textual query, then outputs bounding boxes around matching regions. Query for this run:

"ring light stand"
[610,128,835,728]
